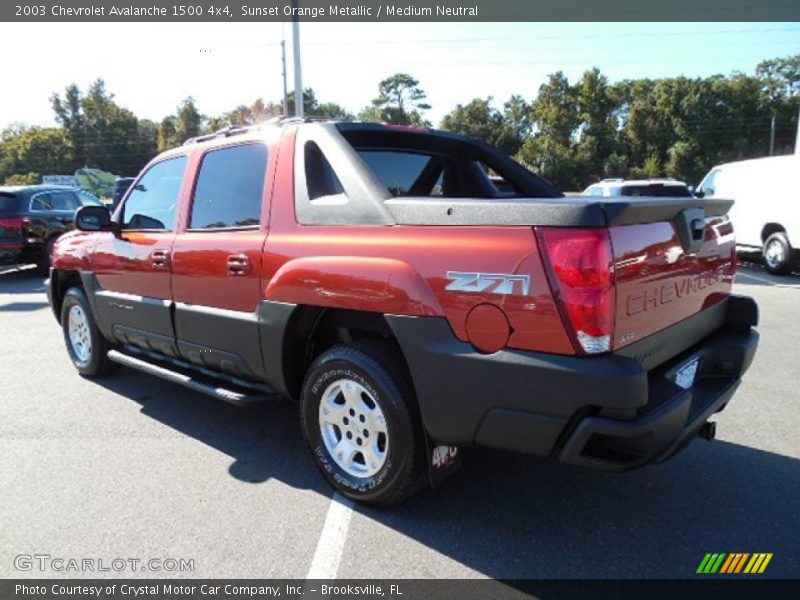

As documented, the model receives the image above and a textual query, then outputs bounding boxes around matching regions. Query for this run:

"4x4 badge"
[445,271,531,296]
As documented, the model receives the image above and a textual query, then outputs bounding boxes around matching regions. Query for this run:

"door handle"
[227,253,250,276]
[151,249,170,269]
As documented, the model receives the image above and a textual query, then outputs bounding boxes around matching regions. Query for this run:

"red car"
[46,120,758,504]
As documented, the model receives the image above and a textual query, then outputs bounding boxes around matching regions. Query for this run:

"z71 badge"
[445,271,531,296]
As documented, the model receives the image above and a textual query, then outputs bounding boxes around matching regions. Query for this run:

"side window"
[122,156,187,230]
[52,191,81,210]
[305,142,345,201]
[358,150,444,197]
[30,193,54,211]
[700,170,718,197]
[583,186,603,197]
[190,144,268,229]
[78,192,104,207]
[474,160,518,196]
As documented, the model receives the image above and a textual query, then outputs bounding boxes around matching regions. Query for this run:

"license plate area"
[674,357,700,390]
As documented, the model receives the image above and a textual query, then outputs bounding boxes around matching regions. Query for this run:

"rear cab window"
[338,133,549,200]
[295,124,564,226]
[189,143,268,229]
[357,150,445,197]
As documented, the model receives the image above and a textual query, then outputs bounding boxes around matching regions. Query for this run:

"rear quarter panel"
[265,127,574,355]
[267,130,574,355]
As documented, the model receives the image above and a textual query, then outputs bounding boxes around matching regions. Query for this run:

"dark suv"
[112,177,135,211]
[0,184,106,273]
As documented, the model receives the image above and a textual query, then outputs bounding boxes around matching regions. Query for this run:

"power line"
[302,26,800,46]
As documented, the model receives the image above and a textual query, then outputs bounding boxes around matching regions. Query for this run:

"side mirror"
[75,205,117,234]
[694,189,705,198]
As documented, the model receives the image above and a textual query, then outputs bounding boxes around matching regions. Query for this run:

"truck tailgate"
[610,214,736,352]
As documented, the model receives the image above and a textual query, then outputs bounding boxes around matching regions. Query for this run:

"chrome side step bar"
[107,350,274,406]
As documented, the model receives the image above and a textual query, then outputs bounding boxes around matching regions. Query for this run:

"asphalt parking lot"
[1,263,798,580]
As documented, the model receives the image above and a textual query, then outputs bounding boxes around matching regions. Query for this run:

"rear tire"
[301,341,427,505]
[61,287,116,377]
[763,232,792,275]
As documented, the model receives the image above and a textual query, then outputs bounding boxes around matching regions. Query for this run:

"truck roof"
[0,184,79,197]
[177,118,487,153]
[714,153,800,170]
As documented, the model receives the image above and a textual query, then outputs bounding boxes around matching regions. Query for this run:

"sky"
[0,21,798,132]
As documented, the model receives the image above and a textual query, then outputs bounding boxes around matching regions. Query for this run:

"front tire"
[301,341,427,505]
[763,232,792,275]
[61,287,115,377]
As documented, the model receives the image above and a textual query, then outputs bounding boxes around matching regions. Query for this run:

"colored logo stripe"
[697,552,773,574]
[744,553,773,574]
[697,553,726,573]
[720,553,749,573]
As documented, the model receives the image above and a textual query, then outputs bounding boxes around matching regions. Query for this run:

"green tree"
[516,72,584,189]
[502,94,532,153]
[360,73,431,126]
[630,153,662,179]
[157,97,204,150]
[51,79,156,175]
[206,90,352,132]
[440,95,528,155]
[0,126,74,184]
[756,54,800,154]
[287,89,353,119]
[4,172,41,185]
[175,97,203,140]
[576,68,619,180]
[157,116,179,152]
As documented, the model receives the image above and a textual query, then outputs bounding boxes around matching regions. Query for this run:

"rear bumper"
[557,327,757,470]
[386,295,758,472]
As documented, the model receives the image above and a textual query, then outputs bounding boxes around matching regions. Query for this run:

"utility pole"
[292,0,303,118]
[281,27,289,116]
[769,115,776,156]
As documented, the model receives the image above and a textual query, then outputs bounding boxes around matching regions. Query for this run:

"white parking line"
[306,492,355,579]
[736,270,800,289]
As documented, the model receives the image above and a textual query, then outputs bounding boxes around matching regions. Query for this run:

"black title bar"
[4,0,800,22]
[3,579,800,600]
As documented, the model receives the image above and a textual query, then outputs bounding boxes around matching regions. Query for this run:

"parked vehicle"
[45,121,758,504]
[0,184,108,273]
[697,154,799,275]
[75,188,106,207]
[111,177,135,211]
[582,178,693,197]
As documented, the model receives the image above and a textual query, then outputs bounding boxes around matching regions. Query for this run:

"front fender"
[263,256,443,317]
[51,231,96,271]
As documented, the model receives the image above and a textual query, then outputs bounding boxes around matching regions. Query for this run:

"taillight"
[537,228,615,354]
[0,217,28,233]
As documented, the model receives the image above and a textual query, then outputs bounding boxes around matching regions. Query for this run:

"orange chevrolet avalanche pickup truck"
[46,120,759,504]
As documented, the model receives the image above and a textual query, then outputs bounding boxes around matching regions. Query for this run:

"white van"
[697,154,799,274]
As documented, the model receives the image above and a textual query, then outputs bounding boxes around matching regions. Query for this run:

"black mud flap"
[425,435,461,488]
